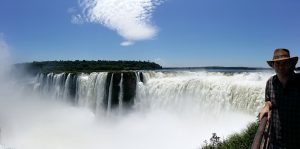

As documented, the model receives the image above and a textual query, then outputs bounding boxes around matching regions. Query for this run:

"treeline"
[15,60,162,74]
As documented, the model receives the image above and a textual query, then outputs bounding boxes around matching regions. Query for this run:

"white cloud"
[74,0,164,45]
[120,41,134,46]
[71,14,84,24]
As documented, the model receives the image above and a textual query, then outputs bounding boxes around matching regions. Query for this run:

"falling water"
[63,73,72,100]
[30,70,272,115]
[107,73,114,116]
[136,71,271,114]
[118,73,123,113]
[95,72,108,115]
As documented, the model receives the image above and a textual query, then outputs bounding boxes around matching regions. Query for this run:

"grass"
[202,121,258,149]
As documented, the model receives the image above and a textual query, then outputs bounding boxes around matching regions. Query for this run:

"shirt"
[265,72,300,148]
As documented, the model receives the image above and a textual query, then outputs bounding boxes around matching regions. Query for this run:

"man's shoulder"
[295,72,300,82]
[267,75,276,83]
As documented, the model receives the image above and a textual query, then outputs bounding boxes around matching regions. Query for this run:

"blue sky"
[1,0,300,67]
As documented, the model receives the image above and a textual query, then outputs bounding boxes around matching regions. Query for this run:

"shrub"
[202,122,258,149]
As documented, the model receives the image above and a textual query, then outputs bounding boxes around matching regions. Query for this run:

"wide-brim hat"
[267,48,298,67]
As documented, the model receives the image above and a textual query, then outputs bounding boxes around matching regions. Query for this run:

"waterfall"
[95,72,108,115]
[107,73,114,116]
[134,71,272,114]
[134,72,145,109]
[31,70,273,115]
[136,72,141,83]
[53,73,66,99]
[32,72,132,115]
[74,72,107,111]
[63,73,72,100]
[34,73,67,99]
[32,72,108,112]
[118,73,123,113]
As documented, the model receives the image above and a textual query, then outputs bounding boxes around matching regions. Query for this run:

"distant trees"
[15,60,162,74]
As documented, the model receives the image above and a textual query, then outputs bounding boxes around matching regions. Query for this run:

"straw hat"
[267,48,298,67]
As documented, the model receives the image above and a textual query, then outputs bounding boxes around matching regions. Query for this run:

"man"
[259,48,300,149]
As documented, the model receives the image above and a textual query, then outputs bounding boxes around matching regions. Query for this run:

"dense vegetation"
[15,60,162,74]
[202,122,258,149]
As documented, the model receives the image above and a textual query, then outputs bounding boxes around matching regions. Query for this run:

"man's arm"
[260,77,273,121]
[259,101,272,121]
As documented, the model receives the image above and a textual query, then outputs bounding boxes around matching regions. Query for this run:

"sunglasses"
[272,60,290,66]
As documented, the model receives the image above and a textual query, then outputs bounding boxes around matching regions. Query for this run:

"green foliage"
[15,60,162,74]
[202,122,258,149]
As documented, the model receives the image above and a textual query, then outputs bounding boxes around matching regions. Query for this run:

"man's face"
[272,60,292,76]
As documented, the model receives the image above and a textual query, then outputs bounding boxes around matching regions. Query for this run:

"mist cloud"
[72,0,164,46]
[0,33,11,80]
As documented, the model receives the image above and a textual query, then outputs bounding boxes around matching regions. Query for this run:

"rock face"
[68,73,78,104]
[122,72,137,107]
[103,72,137,109]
